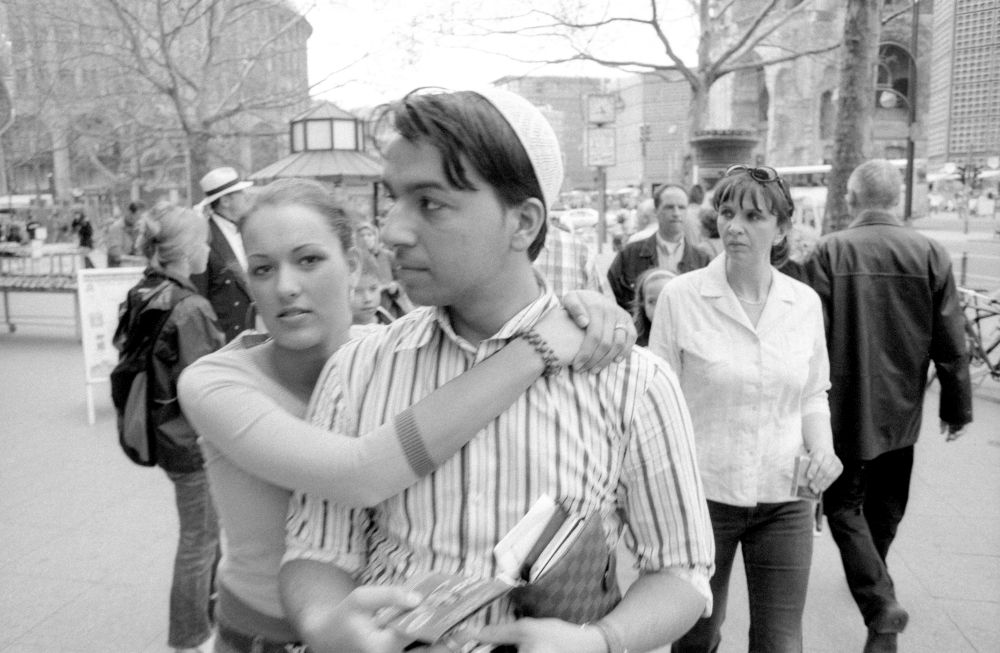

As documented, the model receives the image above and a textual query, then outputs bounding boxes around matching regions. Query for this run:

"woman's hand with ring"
[559,290,637,371]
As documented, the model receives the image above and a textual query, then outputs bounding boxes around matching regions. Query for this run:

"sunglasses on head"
[724,164,794,206]
[725,164,779,182]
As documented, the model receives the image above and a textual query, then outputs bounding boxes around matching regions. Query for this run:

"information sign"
[77,267,144,424]
[587,127,616,168]
[586,94,616,124]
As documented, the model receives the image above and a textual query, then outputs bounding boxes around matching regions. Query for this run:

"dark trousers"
[822,446,914,625]
[674,500,814,653]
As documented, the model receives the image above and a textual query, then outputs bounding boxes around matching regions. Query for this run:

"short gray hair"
[848,160,901,209]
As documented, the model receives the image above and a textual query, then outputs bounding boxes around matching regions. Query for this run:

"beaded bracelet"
[520,328,561,377]
[394,408,435,477]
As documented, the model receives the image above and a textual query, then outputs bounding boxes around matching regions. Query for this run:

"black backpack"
[109,280,186,466]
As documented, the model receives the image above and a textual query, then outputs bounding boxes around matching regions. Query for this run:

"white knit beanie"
[473,87,564,212]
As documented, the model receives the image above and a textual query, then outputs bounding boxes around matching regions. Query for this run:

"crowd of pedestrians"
[109,85,973,653]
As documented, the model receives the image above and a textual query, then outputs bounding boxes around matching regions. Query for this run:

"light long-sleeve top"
[649,254,831,506]
[177,326,404,639]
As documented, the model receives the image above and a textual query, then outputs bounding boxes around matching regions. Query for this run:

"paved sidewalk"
[1,325,998,652]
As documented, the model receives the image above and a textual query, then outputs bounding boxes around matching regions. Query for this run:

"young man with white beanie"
[279,87,714,653]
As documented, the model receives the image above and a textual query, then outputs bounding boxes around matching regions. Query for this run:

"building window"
[305,120,332,150]
[332,119,357,150]
[876,43,913,109]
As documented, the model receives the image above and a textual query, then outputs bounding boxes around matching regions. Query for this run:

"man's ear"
[845,189,857,211]
[509,197,546,253]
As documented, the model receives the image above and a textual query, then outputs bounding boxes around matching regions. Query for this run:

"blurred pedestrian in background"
[687,183,706,244]
[534,217,607,296]
[695,206,722,258]
[631,267,674,347]
[651,164,842,653]
[107,200,146,267]
[356,220,413,318]
[805,159,973,653]
[626,197,657,244]
[191,167,254,342]
[71,208,95,267]
[351,250,395,327]
[607,183,710,311]
[115,201,225,653]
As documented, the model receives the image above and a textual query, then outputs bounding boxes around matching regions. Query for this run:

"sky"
[299,0,699,111]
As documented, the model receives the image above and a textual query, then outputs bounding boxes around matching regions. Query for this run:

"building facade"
[609,72,692,193]
[927,0,1000,171]
[494,75,607,193]
[493,1,940,204]
[0,0,310,216]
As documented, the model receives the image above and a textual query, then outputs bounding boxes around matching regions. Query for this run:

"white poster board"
[77,267,145,424]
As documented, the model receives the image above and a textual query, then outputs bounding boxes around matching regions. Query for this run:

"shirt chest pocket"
[682,329,732,383]
[773,332,812,386]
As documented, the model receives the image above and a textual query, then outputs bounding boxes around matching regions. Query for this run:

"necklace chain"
[735,293,766,305]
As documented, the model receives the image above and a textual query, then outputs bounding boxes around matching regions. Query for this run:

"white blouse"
[649,254,831,506]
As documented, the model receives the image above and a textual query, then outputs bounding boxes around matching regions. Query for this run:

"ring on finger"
[613,322,630,333]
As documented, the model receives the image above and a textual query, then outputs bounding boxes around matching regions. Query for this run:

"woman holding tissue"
[649,165,843,653]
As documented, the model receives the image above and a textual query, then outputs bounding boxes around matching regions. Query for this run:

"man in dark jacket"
[190,167,254,342]
[606,184,710,311]
[806,159,973,653]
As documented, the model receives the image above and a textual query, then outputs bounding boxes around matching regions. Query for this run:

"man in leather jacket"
[805,160,973,653]
[606,184,710,311]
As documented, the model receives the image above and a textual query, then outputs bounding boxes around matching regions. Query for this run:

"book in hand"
[791,454,821,500]
[380,495,618,644]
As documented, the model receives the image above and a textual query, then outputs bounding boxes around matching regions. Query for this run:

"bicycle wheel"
[970,329,1000,386]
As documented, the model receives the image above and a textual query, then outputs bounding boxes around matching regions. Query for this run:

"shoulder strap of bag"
[142,281,195,385]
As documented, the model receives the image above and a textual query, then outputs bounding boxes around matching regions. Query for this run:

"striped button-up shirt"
[284,291,714,626]
[533,226,606,296]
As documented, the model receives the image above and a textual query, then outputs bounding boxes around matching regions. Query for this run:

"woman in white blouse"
[649,165,843,653]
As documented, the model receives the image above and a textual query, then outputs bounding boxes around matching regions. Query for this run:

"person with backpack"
[112,201,225,653]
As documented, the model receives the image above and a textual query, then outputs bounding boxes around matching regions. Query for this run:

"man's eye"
[421,197,444,211]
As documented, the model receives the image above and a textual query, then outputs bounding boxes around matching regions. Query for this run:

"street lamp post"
[905,0,919,220]
[877,0,919,220]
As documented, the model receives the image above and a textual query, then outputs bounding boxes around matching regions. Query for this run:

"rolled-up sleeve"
[802,290,832,419]
[619,362,715,611]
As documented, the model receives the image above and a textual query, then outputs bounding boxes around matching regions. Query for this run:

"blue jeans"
[165,469,220,649]
[674,500,814,653]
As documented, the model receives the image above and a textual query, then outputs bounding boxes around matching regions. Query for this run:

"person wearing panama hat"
[190,167,255,342]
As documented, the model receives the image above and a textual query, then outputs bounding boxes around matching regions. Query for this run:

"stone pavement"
[1,321,998,653]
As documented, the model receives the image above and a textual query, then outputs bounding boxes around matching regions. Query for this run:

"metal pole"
[904,0,919,220]
[597,166,607,253]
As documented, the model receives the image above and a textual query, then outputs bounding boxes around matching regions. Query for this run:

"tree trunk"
[186,131,212,206]
[823,0,882,234]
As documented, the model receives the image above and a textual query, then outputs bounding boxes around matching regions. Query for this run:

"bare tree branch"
[709,0,783,74]
[882,5,912,25]
[718,42,841,76]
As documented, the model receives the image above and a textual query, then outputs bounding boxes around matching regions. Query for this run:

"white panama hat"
[196,167,253,209]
